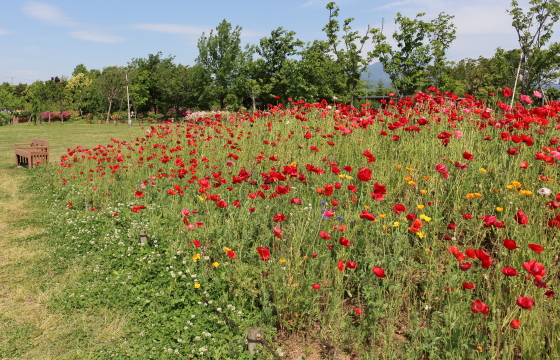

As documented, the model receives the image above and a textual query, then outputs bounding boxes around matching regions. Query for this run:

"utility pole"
[126,71,131,127]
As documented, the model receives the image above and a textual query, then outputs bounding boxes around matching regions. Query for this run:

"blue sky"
[0,0,552,84]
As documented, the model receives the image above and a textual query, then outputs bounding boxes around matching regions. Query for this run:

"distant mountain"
[361,62,391,88]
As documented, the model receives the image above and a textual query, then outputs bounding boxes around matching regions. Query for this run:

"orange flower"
[409,219,423,232]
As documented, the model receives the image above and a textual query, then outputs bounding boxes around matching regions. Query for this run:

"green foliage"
[196,20,246,109]
[323,2,378,105]
[507,0,560,94]
[372,12,456,97]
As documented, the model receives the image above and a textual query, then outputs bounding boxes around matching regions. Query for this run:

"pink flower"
[533,90,542,98]
[520,94,532,104]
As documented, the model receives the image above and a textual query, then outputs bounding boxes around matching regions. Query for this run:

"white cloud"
[0,28,11,35]
[69,31,125,43]
[132,23,210,35]
[22,1,76,26]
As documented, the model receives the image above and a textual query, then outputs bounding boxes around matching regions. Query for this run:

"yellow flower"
[194,283,200,289]
[419,214,431,222]
[279,258,286,263]
[479,168,487,173]
[379,214,387,219]
[512,181,522,188]
[473,193,482,198]
[396,165,402,169]
[223,247,232,252]
[289,162,297,167]
[364,205,370,210]
[382,225,389,230]
[345,175,352,180]
[302,256,308,260]
[192,253,201,261]
[420,189,428,195]
[404,175,412,181]
[198,196,205,201]
[496,207,503,212]
[521,190,533,195]
[212,262,219,268]
[408,181,416,186]
[417,204,425,210]
[338,174,346,178]
[417,232,425,239]
[466,193,474,200]
[425,248,431,252]
[423,176,430,180]
[392,222,399,227]
[406,167,414,172]
[506,185,514,190]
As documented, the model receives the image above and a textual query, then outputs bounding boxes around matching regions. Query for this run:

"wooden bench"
[14,139,49,169]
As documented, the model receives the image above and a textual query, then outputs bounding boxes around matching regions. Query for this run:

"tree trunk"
[106,101,112,124]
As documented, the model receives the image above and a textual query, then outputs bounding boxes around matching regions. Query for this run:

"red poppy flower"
[273,213,286,222]
[311,253,317,258]
[131,205,146,213]
[503,239,519,250]
[339,237,351,247]
[216,199,228,208]
[447,246,465,263]
[465,249,477,258]
[312,284,321,290]
[502,87,513,97]
[319,231,331,240]
[462,213,473,220]
[475,249,492,268]
[409,219,423,232]
[359,210,376,221]
[257,247,270,261]
[372,266,386,278]
[290,198,302,205]
[462,282,476,290]
[338,259,344,271]
[528,244,543,253]
[502,267,518,276]
[227,250,236,259]
[273,226,283,239]
[519,161,530,169]
[371,182,386,201]
[516,296,535,310]
[345,261,357,269]
[462,152,474,161]
[135,191,144,198]
[357,167,372,182]
[510,319,521,329]
[523,260,546,280]
[447,223,456,230]
[514,210,529,225]
[406,213,417,221]
[471,299,489,315]
[459,262,472,271]
[545,290,555,298]
[193,239,201,248]
[392,204,407,215]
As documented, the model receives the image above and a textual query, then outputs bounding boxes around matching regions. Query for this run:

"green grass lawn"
[0,121,147,359]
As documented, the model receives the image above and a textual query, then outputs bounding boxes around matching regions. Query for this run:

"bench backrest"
[30,138,49,148]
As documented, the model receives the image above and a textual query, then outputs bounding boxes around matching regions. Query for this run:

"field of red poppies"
[38,88,560,359]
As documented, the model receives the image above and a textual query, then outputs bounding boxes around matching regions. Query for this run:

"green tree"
[372,12,456,97]
[128,52,176,114]
[196,19,245,109]
[96,66,126,124]
[507,0,560,94]
[323,2,378,106]
[66,73,93,116]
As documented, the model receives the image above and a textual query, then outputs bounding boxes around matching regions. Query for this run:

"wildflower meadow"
[29,88,560,359]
